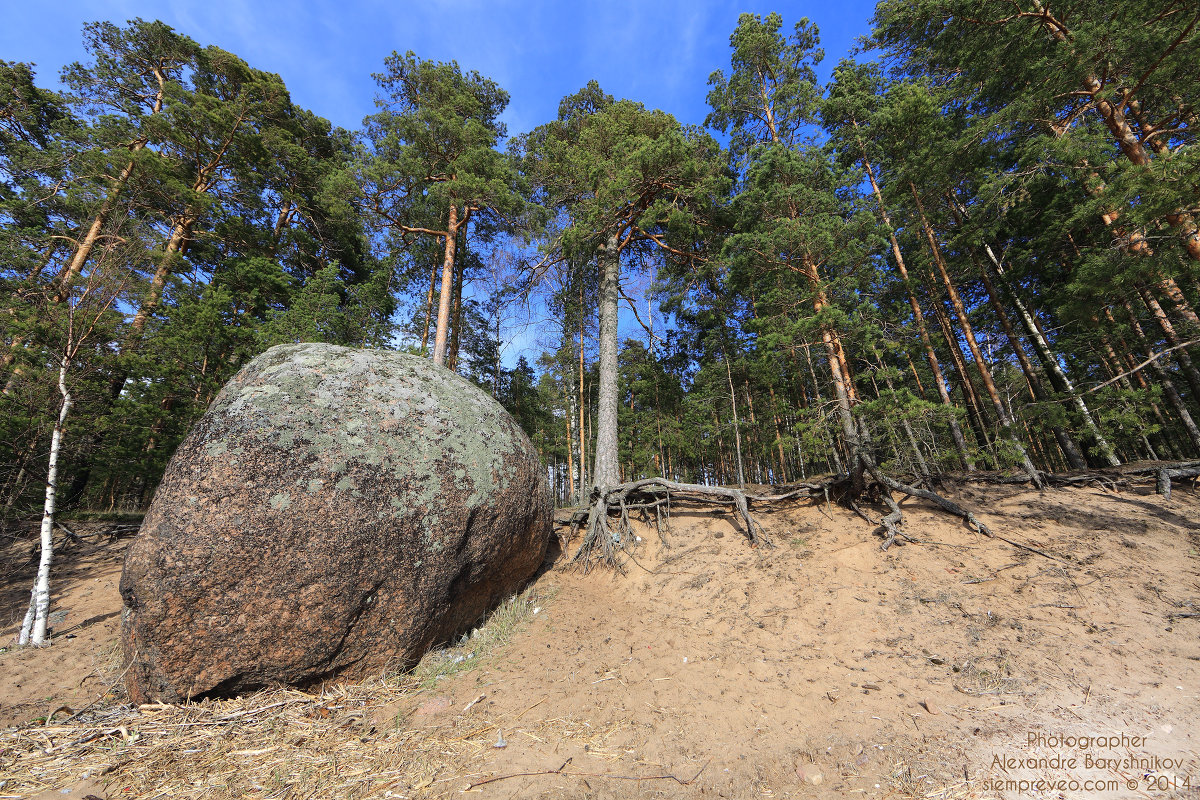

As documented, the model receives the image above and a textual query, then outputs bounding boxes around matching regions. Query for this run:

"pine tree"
[360,52,521,367]
[520,83,726,491]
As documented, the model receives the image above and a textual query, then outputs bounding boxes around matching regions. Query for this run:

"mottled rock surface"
[120,343,551,702]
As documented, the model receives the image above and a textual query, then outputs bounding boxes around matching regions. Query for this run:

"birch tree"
[19,241,124,646]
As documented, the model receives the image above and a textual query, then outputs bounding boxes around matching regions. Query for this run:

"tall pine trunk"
[577,281,589,502]
[431,203,460,367]
[447,246,465,372]
[911,185,1041,484]
[419,261,438,355]
[1138,285,1200,400]
[1031,0,1200,260]
[975,253,1088,469]
[970,232,1121,466]
[129,215,195,335]
[592,233,621,490]
[857,147,972,468]
[1123,300,1200,452]
[44,69,166,310]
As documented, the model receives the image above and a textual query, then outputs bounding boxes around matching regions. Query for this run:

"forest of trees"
[4,2,1199,526]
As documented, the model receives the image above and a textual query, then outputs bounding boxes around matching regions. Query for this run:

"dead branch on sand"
[467,756,710,789]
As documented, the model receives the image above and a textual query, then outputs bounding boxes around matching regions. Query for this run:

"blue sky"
[3,1,881,364]
[3,0,880,137]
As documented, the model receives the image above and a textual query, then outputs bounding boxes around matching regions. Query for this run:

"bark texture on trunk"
[49,69,165,306]
[1029,0,1200,261]
[911,185,1041,484]
[20,355,71,647]
[129,216,194,335]
[577,282,588,502]
[858,147,972,468]
[1139,285,1200,400]
[447,247,465,372]
[973,236,1120,467]
[52,158,139,305]
[976,253,1088,469]
[431,204,460,367]
[1123,300,1200,452]
[419,261,438,355]
[592,233,621,491]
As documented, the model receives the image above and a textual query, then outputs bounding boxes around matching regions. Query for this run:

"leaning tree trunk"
[855,141,972,469]
[967,228,1120,467]
[975,254,1088,469]
[1127,100,1200,259]
[928,280,992,455]
[128,108,239,337]
[39,68,166,311]
[911,185,1042,485]
[1123,299,1200,453]
[431,204,461,367]
[592,232,621,491]
[49,158,140,307]
[128,215,195,336]
[1139,285,1200,401]
[1034,1,1200,261]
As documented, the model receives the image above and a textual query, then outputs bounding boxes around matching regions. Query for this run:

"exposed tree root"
[557,460,1198,569]
[863,462,993,537]
[953,460,1200,498]
[565,478,820,569]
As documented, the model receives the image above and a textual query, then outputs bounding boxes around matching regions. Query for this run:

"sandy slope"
[1,525,126,730]
[2,483,1198,799]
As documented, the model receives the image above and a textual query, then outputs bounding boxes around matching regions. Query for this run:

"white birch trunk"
[978,243,1120,467]
[19,355,72,647]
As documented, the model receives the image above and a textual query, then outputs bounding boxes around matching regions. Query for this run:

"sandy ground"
[0,524,128,730]
[2,482,1199,799]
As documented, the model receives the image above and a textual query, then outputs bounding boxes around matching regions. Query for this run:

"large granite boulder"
[120,343,551,702]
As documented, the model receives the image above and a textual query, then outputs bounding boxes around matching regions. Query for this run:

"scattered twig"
[467,758,576,789]
[467,757,710,789]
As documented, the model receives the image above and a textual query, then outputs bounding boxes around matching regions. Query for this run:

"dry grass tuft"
[0,585,555,799]
[411,584,555,690]
[953,653,1022,696]
[888,758,985,800]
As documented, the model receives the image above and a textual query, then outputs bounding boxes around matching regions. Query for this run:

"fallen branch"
[955,461,1200,498]
[467,756,710,789]
[468,758,575,789]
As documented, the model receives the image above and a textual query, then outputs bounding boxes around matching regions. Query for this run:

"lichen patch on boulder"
[120,343,552,703]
